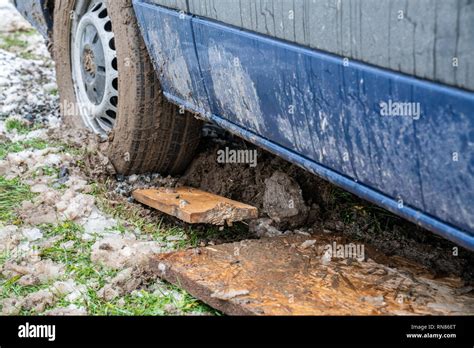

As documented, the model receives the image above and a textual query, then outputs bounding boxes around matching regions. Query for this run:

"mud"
[178,139,474,283]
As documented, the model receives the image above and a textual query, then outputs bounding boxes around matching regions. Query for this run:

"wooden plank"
[133,187,258,225]
[149,234,474,315]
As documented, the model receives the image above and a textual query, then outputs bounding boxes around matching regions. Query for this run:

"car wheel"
[53,0,201,174]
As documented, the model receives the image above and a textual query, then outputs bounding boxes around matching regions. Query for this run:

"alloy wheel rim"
[71,0,118,135]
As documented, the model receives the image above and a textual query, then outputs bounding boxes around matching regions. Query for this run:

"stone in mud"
[263,171,309,229]
[30,183,49,194]
[248,218,283,238]
[299,239,317,249]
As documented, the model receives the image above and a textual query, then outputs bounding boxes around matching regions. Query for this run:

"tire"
[53,0,201,175]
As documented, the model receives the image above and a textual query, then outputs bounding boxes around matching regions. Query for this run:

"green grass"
[324,185,403,239]
[0,138,50,160]
[32,222,215,316]
[0,29,37,51]
[19,51,42,61]
[0,176,34,222]
[0,32,28,51]
[5,119,30,134]
[0,30,45,62]
[31,165,60,179]
[85,287,215,316]
[49,88,58,96]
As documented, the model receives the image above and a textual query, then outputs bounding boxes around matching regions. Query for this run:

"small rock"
[321,248,332,265]
[43,82,57,93]
[127,174,138,184]
[22,228,43,241]
[59,166,69,179]
[300,239,316,249]
[80,208,116,236]
[263,171,309,229]
[294,230,311,236]
[30,184,49,194]
[249,218,282,238]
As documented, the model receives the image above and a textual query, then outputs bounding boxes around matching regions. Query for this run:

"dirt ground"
[0,0,473,316]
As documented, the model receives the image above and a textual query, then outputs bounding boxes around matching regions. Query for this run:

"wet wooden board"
[133,187,258,225]
[149,234,474,315]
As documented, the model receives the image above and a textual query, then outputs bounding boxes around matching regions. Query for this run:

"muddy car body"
[13,0,474,251]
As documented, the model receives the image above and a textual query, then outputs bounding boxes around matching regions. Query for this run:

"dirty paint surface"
[133,2,474,250]
[135,6,211,113]
[13,0,52,38]
[151,234,474,315]
[152,0,474,92]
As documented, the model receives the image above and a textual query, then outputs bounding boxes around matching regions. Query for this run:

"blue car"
[13,0,474,251]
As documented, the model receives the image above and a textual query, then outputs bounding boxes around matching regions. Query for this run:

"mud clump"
[179,142,312,228]
[2,259,65,283]
[23,289,55,312]
[91,235,162,270]
[179,143,269,208]
[262,171,309,229]
[98,267,144,301]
